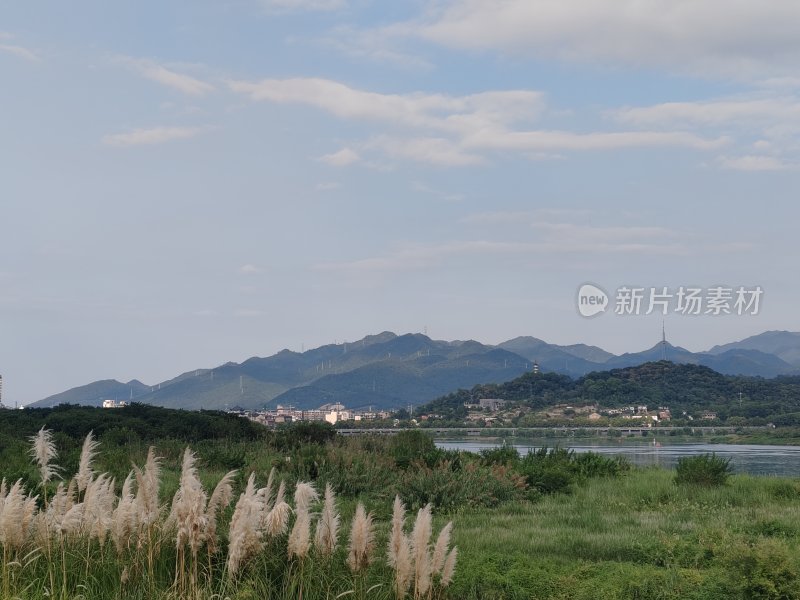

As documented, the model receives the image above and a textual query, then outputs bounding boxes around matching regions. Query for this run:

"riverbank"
[418,425,800,447]
[449,468,800,599]
[4,407,800,599]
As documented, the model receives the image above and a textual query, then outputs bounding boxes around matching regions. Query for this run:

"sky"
[2,0,800,406]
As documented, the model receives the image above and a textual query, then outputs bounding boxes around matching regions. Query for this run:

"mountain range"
[30,330,800,411]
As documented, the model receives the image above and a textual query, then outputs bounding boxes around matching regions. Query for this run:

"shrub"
[479,444,519,466]
[390,430,440,469]
[518,446,577,494]
[675,453,732,486]
[398,460,531,510]
[572,452,630,479]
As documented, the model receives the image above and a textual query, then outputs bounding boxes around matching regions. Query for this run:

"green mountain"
[33,379,150,407]
[418,361,800,424]
[605,343,797,378]
[31,330,800,412]
[271,347,530,410]
[709,331,800,368]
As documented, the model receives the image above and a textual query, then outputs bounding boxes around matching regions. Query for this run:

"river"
[435,438,800,477]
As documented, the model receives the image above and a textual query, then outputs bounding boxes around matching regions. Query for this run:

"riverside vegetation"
[2,404,800,599]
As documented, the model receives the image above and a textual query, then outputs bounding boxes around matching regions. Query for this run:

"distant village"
[99,397,391,425]
[227,403,391,426]
[96,394,724,428]
[417,399,720,427]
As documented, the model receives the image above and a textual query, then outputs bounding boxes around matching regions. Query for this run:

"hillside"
[30,330,800,412]
[709,331,800,367]
[33,379,151,407]
[418,361,800,425]
[271,348,530,409]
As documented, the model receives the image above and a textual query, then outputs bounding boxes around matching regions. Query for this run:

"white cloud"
[119,57,214,96]
[462,129,727,152]
[234,308,266,317]
[316,235,690,273]
[238,264,262,274]
[411,181,463,203]
[717,155,792,172]
[320,147,360,166]
[411,0,800,79]
[613,94,800,168]
[315,181,341,191]
[229,77,545,135]
[366,136,485,166]
[614,97,800,129]
[461,209,594,225]
[102,126,210,147]
[318,25,434,70]
[0,43,39,62]
[230,77,722,165]
[260,0,345,12]
[316,220,697,273]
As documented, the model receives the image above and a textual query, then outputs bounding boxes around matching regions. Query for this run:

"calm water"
[435,438,800,477]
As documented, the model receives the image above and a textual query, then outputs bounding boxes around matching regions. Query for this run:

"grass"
[449,468,800,599]
[0,430,459,600]
[5,410,800,599]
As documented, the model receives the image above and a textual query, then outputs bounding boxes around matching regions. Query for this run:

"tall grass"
[0,429,457,600]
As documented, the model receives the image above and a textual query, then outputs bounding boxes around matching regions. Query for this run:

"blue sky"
[2,0,799,405]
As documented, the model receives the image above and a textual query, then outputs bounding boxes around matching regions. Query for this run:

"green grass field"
[3,407,800,599]
[451,468,800,599]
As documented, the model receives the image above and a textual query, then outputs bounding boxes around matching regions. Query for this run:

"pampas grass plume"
[30,427,59,487]
[411,504,433,597]
[346,502,374,572]
[314,482,339,557]
[76,431,99,494]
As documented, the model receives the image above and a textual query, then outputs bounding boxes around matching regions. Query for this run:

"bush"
[518,446,577,494]
[271,421,336,450]
[479,444,520,466]
[675,453,732,486]
[397,459,531,510]
[389,429,440,468]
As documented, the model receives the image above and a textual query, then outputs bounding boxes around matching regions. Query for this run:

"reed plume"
[440,547,457,587]
[205,469,237,553]
[170,447,210,593]
[430,521,452,574]
[387,495,412,597]
[0,479,36,551]
[264,500,291,538]
[274,479,286,506]
[172,448,208,556]
[257,467,276,514]
[226,473,263,577]
[387,495,405,568]
[411,504,432,598]
[111,471,137,554]
[84,473,115,544]
[134,446,162,530]
[346,502,375,572]
[75,431,99,495]
[293,481,319,513]
[314,482,340,557]
[40,481,72,537]
[287,482,317,560]
[29,427,59,494]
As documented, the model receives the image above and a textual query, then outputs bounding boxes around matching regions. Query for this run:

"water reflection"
[435,439,800,477]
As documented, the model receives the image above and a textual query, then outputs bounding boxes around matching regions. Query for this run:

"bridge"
[335,426,768,437]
